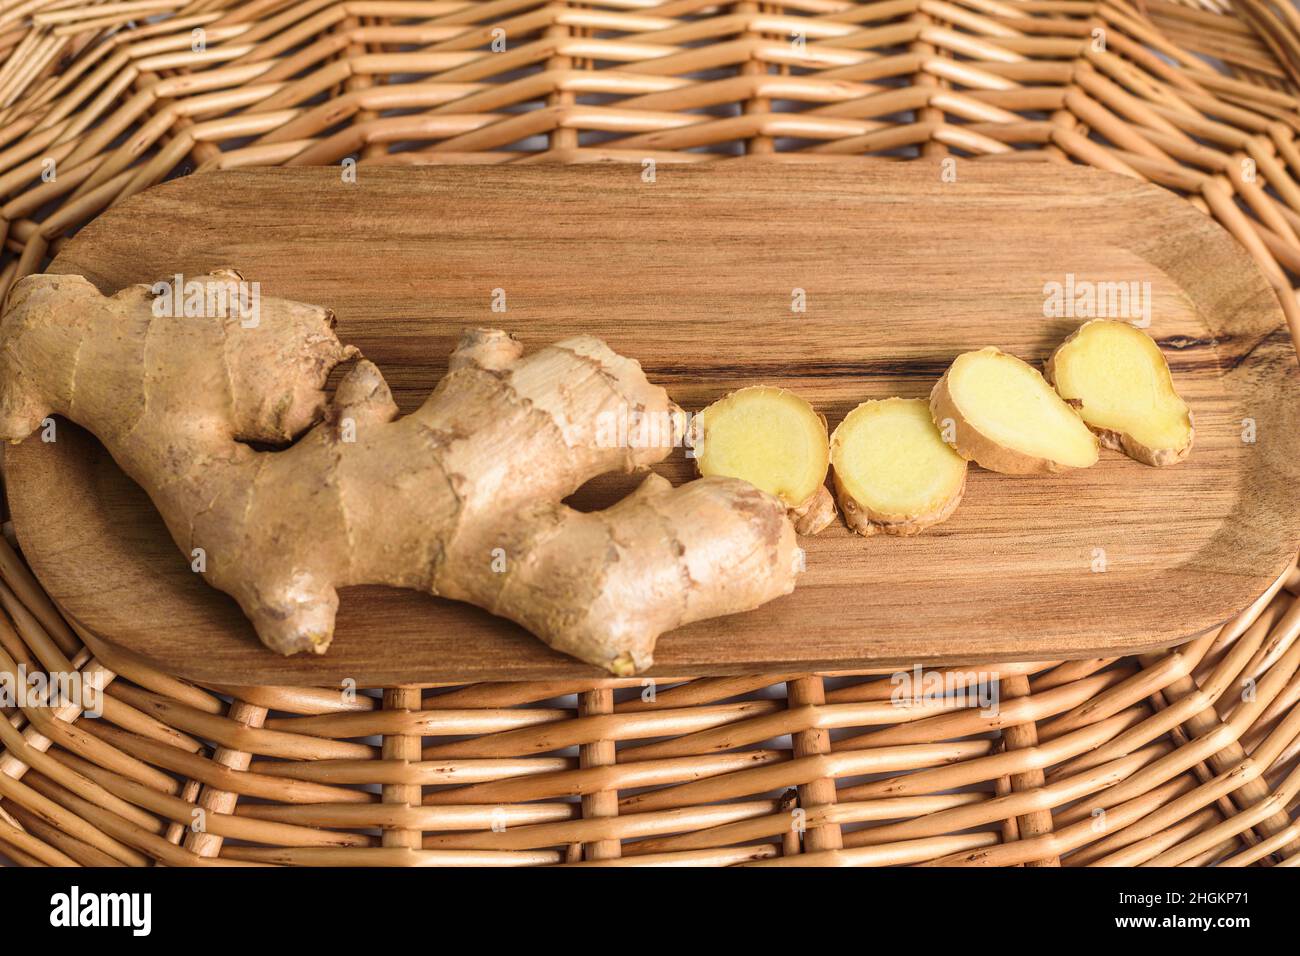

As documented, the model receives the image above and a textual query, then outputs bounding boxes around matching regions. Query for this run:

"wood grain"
[5,161,1299,686]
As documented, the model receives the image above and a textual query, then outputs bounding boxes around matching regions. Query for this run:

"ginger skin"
[0,271,800,674]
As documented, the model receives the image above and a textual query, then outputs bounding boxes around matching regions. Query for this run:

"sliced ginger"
[696,386,836,534]
[931,346,1099,474]
[1046,320,1192,466]
[830,398,967,536]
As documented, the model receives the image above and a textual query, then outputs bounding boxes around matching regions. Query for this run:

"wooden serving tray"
[7,162,1300,685]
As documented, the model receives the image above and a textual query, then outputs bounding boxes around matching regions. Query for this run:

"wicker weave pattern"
[0,0,1298,332]
[1,546,1299,866]
[2,0,1300,865]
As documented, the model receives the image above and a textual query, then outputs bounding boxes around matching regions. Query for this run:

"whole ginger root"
[0,270,800,674]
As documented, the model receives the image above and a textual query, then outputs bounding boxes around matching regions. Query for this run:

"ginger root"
[693,386,836,535]
[931,346,1099,474]
[830,397,967,536]
[0,271,801,675]
[1045,320,1193,467]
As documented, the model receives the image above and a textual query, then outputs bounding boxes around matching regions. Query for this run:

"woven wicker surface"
[2,0,1300,866]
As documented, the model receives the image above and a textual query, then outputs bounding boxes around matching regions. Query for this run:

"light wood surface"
[6,162,1300,685]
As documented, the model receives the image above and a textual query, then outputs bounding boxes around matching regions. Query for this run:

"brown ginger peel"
[0,271,801,674]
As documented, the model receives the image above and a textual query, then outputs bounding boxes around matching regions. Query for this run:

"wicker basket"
[2,0,1300,867]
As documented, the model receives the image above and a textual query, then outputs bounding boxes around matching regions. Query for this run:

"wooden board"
[6,162,1300,686]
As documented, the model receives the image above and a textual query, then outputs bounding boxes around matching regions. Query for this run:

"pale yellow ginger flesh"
[931,346,1099,475]
[695,386,836,534]
[1045,320,1193,467]
[830,398,967,536]
[0,270,801,675]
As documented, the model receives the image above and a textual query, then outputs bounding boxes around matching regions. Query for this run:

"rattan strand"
[1,0,1300,865]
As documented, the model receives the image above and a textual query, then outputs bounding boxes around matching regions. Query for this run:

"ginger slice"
[1045,320,1193,467]
[830,398,967,536]
[931,346,1099,474]
[695,386,836,534]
